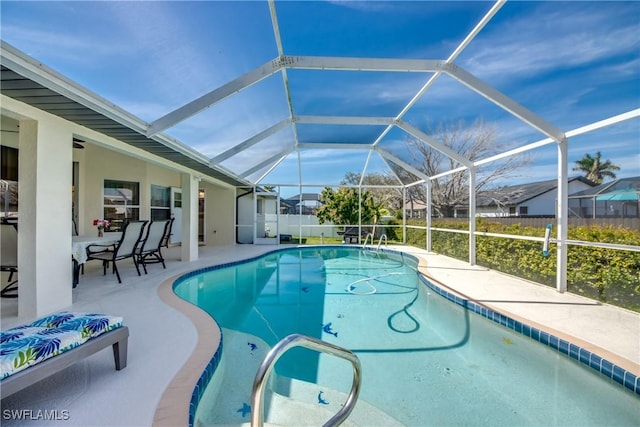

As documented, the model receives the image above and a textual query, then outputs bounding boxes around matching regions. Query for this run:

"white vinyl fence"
[267,214,339,238]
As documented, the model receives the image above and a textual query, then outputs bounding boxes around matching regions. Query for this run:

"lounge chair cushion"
[27,312,123,339]
[1,312,123,380]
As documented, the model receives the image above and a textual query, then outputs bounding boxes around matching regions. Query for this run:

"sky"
[1,0,638,197]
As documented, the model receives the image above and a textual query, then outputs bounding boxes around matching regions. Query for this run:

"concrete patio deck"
[1,244,638,426]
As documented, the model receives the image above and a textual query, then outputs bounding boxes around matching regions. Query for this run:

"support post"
[298,189,302,242]
[426,182,432,252]
[468,167,476,265]
[402,186,407,245]
[180,173,198,262]
[358,186,362,240]
[556,139,568,292]
[18,119,73,317]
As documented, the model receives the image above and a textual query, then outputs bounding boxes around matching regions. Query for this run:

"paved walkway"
[401,246,639,370]
[1,244,638,426]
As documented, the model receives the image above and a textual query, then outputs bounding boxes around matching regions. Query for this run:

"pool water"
[174,247,639,426]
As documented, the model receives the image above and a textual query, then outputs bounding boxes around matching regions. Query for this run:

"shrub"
[406,219,640,312]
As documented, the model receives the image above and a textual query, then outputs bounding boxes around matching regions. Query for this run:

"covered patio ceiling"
[1,0,638,191]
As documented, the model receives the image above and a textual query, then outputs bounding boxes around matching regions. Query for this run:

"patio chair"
[160,217,175,248]
[136,219,171,274]
[0,222,18,297]
[86,220,148,283]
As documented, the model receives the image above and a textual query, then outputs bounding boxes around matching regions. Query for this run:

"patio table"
[72,233,121,287]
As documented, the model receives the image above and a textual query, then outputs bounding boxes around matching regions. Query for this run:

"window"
[103,180,139,231]
[173,191,182,208]
[1,146,18,219]
[150,185,171,220]
[509,206,516,216]
[1,146,18,181]
[519,206,529,215]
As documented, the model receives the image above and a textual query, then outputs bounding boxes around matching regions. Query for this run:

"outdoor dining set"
[1,217,175,297]
[72,218,174,285]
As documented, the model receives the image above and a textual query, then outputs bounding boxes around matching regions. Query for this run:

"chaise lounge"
[1,312,129,399]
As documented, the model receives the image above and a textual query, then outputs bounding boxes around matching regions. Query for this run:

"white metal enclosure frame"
[138,0,638,293]
[1,0,638,295]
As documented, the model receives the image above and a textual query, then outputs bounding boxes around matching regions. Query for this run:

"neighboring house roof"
[280,199,297,209]
[286,193,322,202]
[476,176,596,207]
[568,176,640,198]
[404,199,427,210]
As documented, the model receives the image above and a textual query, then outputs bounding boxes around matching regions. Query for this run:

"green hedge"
[406,219,640,312]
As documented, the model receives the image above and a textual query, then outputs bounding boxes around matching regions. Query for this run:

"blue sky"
[1,0,638,195]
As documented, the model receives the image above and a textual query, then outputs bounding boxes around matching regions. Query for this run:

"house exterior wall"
[1,94,238,317]
[475,206,508,217]
[77,144,156,234]
[515,180,595,216]
[475,180,596,217]
[75,144,235,246]
[203,182,235,246]
[517,191,557,216]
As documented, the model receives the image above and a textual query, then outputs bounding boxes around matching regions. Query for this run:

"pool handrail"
[362,233,374,248]
[376,234,388,251]
[251,333,362,427]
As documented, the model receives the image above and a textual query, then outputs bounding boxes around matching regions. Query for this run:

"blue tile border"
[418,273,640,397]
[172,245,639,425]
[186,332,223,427]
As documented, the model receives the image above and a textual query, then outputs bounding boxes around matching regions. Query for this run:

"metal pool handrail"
[362,232,374,248]
[376,234,388,251]
[251,334,362,427]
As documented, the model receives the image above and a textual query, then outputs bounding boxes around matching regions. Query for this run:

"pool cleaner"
[542,223,552,257]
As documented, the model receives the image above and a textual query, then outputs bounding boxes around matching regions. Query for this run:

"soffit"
[0,66,248,186]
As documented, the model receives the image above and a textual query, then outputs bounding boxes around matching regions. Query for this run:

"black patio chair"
[136,219,171,274]
[86,220,148,284]
[160,217,175,248]
[1,222,18,297]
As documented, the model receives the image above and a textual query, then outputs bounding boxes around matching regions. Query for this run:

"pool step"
[263,391,359,427]
[194,329,401,426]
[272,376,403,427]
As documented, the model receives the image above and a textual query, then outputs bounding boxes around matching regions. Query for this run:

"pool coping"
[415,262,640,393]
[153,273,222,427]
[152,246,640,426]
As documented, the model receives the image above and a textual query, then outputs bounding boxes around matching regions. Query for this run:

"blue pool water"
[174,247,639,426]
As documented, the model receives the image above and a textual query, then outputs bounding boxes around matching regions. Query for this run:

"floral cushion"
[28,312,123,339]
[0,312,123,380]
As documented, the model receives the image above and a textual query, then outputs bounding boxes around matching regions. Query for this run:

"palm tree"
[572,152,620,184]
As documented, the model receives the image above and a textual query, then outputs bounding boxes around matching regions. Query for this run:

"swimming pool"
[174,246,639,426]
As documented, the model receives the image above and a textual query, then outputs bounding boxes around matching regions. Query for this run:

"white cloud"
[325,1,401,13]
[461,4,640,81]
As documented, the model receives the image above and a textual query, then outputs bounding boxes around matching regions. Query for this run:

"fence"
[434,217,640,229]
[268,214,339,238]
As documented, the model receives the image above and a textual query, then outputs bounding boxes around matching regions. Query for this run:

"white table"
[72,233,121,286]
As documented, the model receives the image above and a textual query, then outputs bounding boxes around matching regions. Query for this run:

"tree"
[572,152,620,184]
[401,119,530,218]
[316,186,377,226]
[341,171,403,213]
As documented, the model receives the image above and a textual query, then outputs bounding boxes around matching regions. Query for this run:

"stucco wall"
[518,180,595,216]
[74,143,235,246]
[202,182,236,246]
[1,94,240,317]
